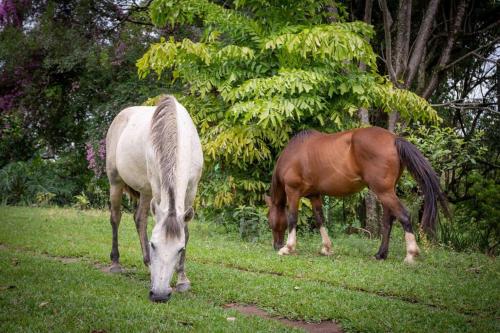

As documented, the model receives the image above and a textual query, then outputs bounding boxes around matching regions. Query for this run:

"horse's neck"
[154,100,201,216]
[271,173,287,208]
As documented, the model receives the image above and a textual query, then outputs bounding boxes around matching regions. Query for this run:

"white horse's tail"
[151,96,181,238]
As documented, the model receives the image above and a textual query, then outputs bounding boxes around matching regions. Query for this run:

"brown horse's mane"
[288,129,319,146]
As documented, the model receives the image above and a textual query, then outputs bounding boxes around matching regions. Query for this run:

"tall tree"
[373,0,499,130]
[138,0,439,212]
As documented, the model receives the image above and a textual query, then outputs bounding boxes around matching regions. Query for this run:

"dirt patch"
[58,257,80,264]
[224,303,343,333]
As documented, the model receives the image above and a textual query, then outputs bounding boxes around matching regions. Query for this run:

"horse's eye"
[178,247,185,254]
[150,242,156,250]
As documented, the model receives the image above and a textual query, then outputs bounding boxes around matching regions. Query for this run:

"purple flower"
[86,138,106,178]
[98,139,106,160]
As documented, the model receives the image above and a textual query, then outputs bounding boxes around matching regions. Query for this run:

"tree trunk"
[364,191,380,236]
[421,0,467,99]
[357,0,381,237]
[379,0,442,130]
[404,0,442,88]
[388,111,399,132]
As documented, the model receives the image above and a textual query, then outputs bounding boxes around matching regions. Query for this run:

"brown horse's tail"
[395,137,449,235]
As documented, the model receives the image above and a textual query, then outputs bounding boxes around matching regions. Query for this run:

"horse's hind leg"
[375,208,395,260]
[135,194,151,267]
[109,183,124,273]
[377,191,420,264]
[310,196,332,256]
[278,187,300,255]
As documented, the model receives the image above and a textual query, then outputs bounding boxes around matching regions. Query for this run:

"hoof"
[320,247,332,256]
[375,252,387,260]
[175,282,191,293]
[278,246,291,256]
[109,263,122,273]
[404,255,417,265]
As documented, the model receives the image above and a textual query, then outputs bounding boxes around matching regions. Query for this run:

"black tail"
[395,137,449,235]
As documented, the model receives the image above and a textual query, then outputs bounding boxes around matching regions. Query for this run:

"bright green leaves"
[203,123,274,167]
[137,37,177,79]
[229,95,327,128]
[223,69,330,102]
[264,23,377,69]
[150,0,263,45]
[368,82,440,123]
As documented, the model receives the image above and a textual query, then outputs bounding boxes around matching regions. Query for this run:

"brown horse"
[264,126,448,263]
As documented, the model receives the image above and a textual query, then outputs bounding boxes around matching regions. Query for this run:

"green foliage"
[234,206,267,242]
[138,0,440,219]
[0,114,36,168]
[406,126,499,254]
[73,192,90,210]
[35,191,56,207]
[0,157,79,206]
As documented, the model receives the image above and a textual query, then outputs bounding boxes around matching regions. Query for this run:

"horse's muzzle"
[149,290,172,302]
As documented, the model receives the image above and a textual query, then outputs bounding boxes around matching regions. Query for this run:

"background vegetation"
[0,0,498,254]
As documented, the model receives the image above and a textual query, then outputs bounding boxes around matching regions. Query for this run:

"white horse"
[105,96,203,302]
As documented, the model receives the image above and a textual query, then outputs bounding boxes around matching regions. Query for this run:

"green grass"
[0,206,499,332]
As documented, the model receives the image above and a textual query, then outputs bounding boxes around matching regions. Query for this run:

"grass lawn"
[0,206,498,332]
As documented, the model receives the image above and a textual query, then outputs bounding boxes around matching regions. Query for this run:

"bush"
[406,126,499,255]
[0,157,79,205]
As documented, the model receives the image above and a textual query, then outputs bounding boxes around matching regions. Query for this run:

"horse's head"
[148,200,186,302]
[264,195,287,250]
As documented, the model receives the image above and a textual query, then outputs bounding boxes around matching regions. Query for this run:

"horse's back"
[275,127,400,196]
[351,127,400,190]
[106,106,156,193]
[106,101,203,198]
[275,130,359,196]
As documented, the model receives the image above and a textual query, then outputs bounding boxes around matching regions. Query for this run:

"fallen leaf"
[226,317,236,322]
[38,301,49,308]
[294,286,300,290]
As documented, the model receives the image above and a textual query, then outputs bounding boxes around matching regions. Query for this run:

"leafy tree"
[137,0,439,212]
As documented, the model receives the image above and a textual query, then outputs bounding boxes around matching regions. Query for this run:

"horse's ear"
[264,195,272,207]
[184,207,194,222]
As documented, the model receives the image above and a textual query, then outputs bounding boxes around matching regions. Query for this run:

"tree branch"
[378,0,397,84]
[358,0,373,125]
[405,0,441,88]
[422,0,467,99]
[442,37,500,70]
[394,0,412,78]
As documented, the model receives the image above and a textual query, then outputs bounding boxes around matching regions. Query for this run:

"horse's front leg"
[278,189,300,255]
[175,225,191,292]
[310,196,332,256]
